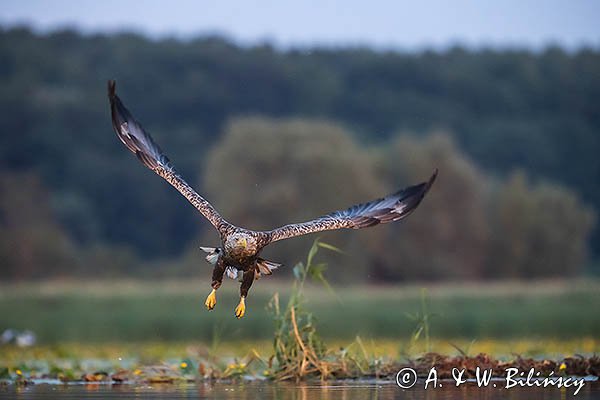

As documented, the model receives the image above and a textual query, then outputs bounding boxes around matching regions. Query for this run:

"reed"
[268,238,337,380]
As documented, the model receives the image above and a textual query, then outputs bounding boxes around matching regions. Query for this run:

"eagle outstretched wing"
[108,80,228,231]
[265,170,437,243]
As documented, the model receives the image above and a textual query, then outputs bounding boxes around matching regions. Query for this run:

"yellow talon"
[205,289,217,310]
[235,297,246,319]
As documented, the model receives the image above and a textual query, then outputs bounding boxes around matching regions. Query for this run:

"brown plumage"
[108,80,437,318]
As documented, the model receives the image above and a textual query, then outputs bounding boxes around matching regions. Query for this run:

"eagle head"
[225,232,257,257]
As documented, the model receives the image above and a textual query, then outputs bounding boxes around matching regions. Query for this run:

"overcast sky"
[1,0,599,50]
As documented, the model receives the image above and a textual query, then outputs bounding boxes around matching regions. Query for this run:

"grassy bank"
[1,278,598,343]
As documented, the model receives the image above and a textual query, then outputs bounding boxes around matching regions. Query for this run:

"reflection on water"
[0,380,598,399]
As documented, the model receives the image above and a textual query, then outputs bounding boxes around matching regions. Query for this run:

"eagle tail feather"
[255,258,282,279]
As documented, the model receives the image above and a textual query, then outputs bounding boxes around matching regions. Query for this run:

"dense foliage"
[0,27,598,279]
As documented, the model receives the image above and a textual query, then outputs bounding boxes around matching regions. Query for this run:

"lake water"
[1,380,598,399]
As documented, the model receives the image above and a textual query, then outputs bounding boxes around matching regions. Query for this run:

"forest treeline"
[0,27,598,280]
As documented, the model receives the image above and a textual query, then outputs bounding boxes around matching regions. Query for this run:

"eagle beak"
[241,238,247,248]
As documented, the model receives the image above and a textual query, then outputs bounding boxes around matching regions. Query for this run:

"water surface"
[1,380,598,399]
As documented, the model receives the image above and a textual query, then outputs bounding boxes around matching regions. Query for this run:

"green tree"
[202,117,386,281]
[0,172,78,279]
[486,172,595,278]
[370,133,490,281]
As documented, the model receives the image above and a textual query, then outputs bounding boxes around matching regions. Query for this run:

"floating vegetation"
[2,350,599,386]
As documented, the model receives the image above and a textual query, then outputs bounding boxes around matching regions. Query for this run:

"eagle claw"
[205,289,217,310]
[235,297,246,319]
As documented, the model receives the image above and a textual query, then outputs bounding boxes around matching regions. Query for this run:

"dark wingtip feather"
[427,168,438,190]
[104,82,227,229]
[391,169,437,202]
[107,81,168,171]
[394,168,438,217]
[107,80,116,100]
[352,169,438,228]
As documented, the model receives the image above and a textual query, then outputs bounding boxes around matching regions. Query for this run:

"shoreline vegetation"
[1,241,599,383]
[1,344,599,384]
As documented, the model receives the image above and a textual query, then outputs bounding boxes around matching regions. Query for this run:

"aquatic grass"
[266,239,413,380]
[265,259,438,378]
[401,288,438,357]
[268,238,340,381]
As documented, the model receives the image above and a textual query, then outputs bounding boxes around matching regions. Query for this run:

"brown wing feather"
[265,170,437,243]
[107,80,228,231]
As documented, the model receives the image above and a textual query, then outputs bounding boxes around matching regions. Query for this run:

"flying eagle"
[108,81,437,318]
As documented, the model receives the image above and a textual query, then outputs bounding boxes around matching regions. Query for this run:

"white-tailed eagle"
[108,80,437,318]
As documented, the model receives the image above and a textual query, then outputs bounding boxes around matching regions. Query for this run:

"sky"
[1,0,599,50]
